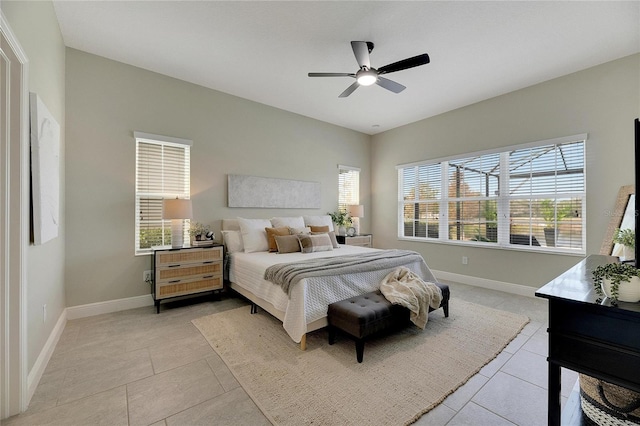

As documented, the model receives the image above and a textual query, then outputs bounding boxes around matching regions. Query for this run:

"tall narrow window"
[135,132,191,255]
[338,165,360,212]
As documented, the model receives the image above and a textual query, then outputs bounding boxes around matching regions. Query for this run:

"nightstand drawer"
[157,276,223,299]
[156,262,222,282]
[156,246,222,266]
[337,234,372,247]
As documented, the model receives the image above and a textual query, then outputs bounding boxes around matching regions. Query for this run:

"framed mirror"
[600,185,635,256]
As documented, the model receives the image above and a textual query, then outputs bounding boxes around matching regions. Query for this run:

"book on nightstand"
[190,239,215,247]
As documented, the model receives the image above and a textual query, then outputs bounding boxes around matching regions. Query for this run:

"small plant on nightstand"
[189,222,210,241]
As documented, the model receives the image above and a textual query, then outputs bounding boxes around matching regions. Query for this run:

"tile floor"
[3,283,579,426]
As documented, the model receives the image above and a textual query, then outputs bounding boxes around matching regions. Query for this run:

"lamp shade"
[162,198,193,220]
[348,205,364,218]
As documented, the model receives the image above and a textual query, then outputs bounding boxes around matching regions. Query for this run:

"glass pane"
[447,201,497,243]
[509,198,582,249]
[403,202,439,238]
[138,197,170,248]
[509,141,584,197]
[448,153,499,198]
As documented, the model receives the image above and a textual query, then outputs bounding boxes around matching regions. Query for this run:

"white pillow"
[221,230,244,254]
[303,215,335,232]
[270,216,305,229]
[237,217,271,253]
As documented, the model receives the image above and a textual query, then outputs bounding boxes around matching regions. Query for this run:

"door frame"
[1,11,29,418]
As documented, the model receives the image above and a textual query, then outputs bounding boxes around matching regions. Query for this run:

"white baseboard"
[432,269,538,298]
[66,294,154,320]
[27,309,67,404]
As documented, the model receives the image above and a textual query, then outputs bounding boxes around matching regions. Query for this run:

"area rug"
[192,299,529,426]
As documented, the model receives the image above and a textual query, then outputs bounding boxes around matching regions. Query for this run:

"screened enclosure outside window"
[135,132,191,255]
[398,135,586,253]
[338,165,360,213]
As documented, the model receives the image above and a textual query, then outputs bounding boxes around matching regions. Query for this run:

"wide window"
[398,135,586,253]
[135,132,191,255]
[338,165,360,212]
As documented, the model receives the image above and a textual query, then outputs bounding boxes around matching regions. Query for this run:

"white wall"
[1,0,66,371]
[371,54,640,289]
[64,48,371,307]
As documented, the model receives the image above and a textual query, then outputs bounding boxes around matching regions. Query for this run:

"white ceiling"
[52,1,640,135]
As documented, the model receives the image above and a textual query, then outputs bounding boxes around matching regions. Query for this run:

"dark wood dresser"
[535,255,640,425]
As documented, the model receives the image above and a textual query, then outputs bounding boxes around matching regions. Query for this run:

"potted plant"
[540,200,571,247]
[613,228,635,261]
[592,262,640,303]
[189,222,210,241]
[328,211,352,236]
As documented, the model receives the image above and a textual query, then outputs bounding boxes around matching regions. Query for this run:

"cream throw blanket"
[380,266,443,329]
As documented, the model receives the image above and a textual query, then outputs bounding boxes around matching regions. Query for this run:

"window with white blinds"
[338,165,360,213]
[397,135,586,253]
[134,132,191,255]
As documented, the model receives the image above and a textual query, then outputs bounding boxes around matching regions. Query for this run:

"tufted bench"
[327,282,450,363]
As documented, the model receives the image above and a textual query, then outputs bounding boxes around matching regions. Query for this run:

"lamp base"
[352,217,360,235]
[170,219,184,248]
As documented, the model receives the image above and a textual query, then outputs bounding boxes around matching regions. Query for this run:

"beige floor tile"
[165,387,270,426]
[3,386,128,426]
[58,348,154,405]
[205,354,240,391]
[127,359,225,425]
[149,328,215,373]
[472,372,547,426]
[447,401,516,426]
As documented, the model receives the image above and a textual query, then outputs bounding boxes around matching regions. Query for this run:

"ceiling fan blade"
[351,41,371,69]
[308,73,355,77]
[338,81,360,98]
[376,76,406,94]
[377,53,430,75]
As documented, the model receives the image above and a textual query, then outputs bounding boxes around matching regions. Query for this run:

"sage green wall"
[64,48,371,307]
[2,0,66,371]
[371,54,640,289]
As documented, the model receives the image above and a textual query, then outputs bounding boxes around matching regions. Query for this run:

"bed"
[222,217,437,349]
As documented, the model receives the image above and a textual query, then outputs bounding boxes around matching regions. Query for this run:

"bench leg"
[328,326,336,345]
[443,300,449,318]
[355,339,365,363]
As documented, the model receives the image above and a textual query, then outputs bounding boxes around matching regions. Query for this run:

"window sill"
[397,236,586,256]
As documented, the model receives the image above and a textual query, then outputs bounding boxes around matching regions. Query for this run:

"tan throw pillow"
[288,226,311,235]
[299,233,333,253]
[265,227,290,252]
[312,230,339,248]
[309,225,330,233]
[274,235,302,253]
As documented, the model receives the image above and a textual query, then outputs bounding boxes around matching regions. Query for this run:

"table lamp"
[347,204,364,235]
[162,198,193,248]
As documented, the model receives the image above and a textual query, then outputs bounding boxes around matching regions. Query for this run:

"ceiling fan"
[308,41,430,98]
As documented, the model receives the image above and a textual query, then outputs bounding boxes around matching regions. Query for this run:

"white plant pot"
[623,245,635,261]
[602,276,640,303]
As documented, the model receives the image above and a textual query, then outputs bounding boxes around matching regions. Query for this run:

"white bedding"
[228,245,436,343]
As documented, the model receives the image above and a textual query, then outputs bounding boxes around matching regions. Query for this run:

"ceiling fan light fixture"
[356,69,377,86]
